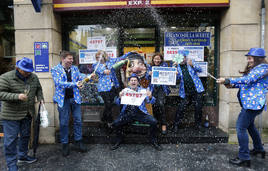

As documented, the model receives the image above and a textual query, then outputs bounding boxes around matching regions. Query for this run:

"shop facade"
[11,0,268,143]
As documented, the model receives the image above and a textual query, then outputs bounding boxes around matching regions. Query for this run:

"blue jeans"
[236,108,264,160]
[3,115,32,171]
[58,98,82,144]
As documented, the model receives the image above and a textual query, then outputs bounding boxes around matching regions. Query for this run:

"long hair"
[151,52,164,66]
[95,50,108,63]
[239,56,267,75]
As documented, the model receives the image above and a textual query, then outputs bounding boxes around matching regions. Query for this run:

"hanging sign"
[87,36,106,50]
[106,47,117,58]
[79,49,98,64]
[151,67,177,85]
[34,42,49,72]
[165,32,211,46]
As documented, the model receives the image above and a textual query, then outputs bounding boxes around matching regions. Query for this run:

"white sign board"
[120,88,147,106]
[196,61,208,77]
[87,36,106,50]
[79,49,98,64]
[164,46,204,61]
[151,67,177,85]
[106,47,117,58]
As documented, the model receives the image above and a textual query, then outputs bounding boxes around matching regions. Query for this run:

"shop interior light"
[170,26,177,29]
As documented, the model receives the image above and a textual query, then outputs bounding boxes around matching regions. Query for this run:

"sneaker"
[74,140,87,153]
[62,143,70,157]
[18,156,37,164]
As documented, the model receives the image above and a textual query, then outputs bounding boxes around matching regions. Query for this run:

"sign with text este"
[165,32,211,46]
[151,67,177,85]
[34,42,49,72]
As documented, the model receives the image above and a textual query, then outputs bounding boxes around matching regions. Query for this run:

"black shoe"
[151,142,163,151]
[18,156,37,165]
[74,140,87,153]
[250,149,266,159]
[111,141,121,150]
[62,143,70,157]
[229,157,251,167]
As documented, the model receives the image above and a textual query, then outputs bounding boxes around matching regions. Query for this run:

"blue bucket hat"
[16,57,34,72]
[128,73,140,81]
[245,48,266,58]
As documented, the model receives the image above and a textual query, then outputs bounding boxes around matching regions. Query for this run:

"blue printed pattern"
[94,55,128,92]
[229,63,268,110]
[116,86,156,115]
[51,64,85,108]
[176,61,204,98]
[147,62,170,95]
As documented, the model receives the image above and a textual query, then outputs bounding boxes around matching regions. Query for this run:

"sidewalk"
[1,141,267,171]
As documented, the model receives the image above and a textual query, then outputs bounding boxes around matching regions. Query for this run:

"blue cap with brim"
[128,73,140,81]
[16,57,34,72]
[245,48,266,58]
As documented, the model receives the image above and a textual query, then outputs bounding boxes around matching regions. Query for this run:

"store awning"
[53,0,229,12]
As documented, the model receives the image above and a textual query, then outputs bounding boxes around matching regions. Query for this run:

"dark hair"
[239,56,267,75]
[59,50,73,59]
[151,52,164,66]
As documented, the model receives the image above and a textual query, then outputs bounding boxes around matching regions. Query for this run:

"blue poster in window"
[164,32,211,46]
[34,42,49,72]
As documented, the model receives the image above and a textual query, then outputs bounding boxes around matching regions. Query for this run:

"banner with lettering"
[120,88,147,106]
[87,36,106,50]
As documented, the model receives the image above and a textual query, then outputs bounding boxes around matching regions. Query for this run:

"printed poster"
[151,67,177,85]
[79,49,98,64]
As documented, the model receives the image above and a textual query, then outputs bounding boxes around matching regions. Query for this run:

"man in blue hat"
[0,57,44,171]
[110,73,162,151]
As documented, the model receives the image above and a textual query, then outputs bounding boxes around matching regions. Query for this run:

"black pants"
[112,106,158,143]
[175,92,203,126]
[100,87,117,123]
[152,86,167,125]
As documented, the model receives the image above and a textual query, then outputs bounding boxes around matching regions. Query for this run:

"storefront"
[11,0,268,143]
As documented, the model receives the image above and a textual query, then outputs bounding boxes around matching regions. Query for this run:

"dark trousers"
[112,106,158,143]
[3,115,32,171]
[100,87,117,123]
[152,86,167,125]
[175,92,203,125]
[237,108,264,160]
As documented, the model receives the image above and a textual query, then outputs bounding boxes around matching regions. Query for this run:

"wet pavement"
[1,140,268,171]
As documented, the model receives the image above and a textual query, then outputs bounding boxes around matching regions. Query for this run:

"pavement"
[1,140,268,171]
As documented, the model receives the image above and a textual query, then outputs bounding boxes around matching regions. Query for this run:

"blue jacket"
[116,86,156,115]
[94,53,130,92]
[147,62,171,95]
[51,64,85,108]
[229,63,268,110]
[176,61,204,98]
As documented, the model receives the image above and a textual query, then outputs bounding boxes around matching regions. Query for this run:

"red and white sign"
[87,36,106,50]
[106,47,117,58]
[120,88,147,106]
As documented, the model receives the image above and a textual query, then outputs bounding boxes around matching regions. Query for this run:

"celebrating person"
[110,73,162,151]
[173,51,204,132]
[94,50,132,126]
[51,51,87,157]
[217,48,268,167]
[147,52,170,135]
[0,57,44,171]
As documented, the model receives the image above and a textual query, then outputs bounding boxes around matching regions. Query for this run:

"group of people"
[0,47,267,170]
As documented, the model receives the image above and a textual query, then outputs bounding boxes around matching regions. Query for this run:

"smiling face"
[247,56,254,67]
[62,55,73,69]
[153,55,162,66]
